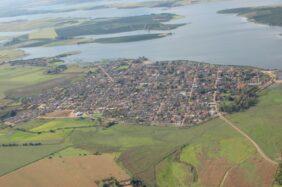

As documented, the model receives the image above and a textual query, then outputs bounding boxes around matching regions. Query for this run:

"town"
[3,58,273,126]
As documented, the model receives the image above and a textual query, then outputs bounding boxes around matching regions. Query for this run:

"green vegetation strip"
[218,6,282,27]
[228,84,282,161]
[95,33,169,43]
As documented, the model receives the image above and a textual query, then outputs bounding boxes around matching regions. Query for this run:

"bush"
[275,163,282,185]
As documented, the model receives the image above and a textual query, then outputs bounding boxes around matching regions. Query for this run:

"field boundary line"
[0,145,70,178]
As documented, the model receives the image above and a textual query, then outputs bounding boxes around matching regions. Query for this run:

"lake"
[1,0,282,69]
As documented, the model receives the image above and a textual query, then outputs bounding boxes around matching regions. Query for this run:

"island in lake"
[218,6,282,27]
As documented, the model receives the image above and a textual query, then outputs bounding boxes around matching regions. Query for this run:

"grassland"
[0,84,280,186]
[155,84,282,187]
[52,147,91,157]
[0,65,66,99]
[156,155,194,187]
[45,37,95,47]
[112,0,191,9]
[3,13,184,48]
[0,154,130,187]
[0,144,67,176]
[0,128,70,144]
[95,33,170,44]
[0,18,82,32]
[155,120,256,187]
[227,84,282,161]
[28,28,58,40]
[56,13,184,37]
[69,118,269,186]
[0,118,97,143]
[218,6,282,27]
[0,63,85,100]
[0,49,26,63]
[30,118,95,132]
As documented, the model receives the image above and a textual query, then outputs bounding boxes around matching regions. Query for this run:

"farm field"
[0,18,82,32]
[0,65,65,99]
[0,144,67,176]
[0,85,281,186]
[228,84,282,162]
[52,147,91,157]
[30,118,95,132]
[0,154,130,187]
[0,49,26,63]
[28,28,58,40]
[4,13,184,48]
[95,33,170,43]
[156,122,276,187]
[56,13,184,37]
[0,128,71,143]
[218,6,282,27]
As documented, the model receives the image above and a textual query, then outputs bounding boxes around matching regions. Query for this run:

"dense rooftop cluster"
[5,58,271,126]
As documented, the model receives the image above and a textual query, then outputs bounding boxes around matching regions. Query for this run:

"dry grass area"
[0,49,26,63]
[223,155,277,187]
[28,28,58,40]
[39,110,76,118]
[198,157,231,187]
[0,154,130,187]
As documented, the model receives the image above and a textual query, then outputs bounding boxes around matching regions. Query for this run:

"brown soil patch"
[198,157,231,187]
[223,166,253,187]
[250,156,277,187]
[224,155,277,187]
[40,110,76,118]
[0,154,130,187]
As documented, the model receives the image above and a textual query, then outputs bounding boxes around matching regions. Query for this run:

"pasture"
[0,65,65,99]
[0,85,280,186]
[30,118,95,132]
[228,84,282,161]
[0,144,67,176]
[0,49,26,63]
[0,154,130,187]
[28,28,58,40]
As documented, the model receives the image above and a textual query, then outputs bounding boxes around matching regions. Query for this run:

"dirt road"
[212,72,278,166]
[219,114,278,166]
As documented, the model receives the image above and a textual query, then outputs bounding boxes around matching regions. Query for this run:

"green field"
[56,13,184,37]
[218,6,282,27]
[228,84,282,161]
[156,156,193,187]
[156,119,256,187]
[28,28,58,40]
[31,118,95,132]
[0,65,65,99]
[0,84,281,186]
[0,144,67,176]
[68,118,259,186]
[0,18,82,32]
[95,33,169,44]
[0,128,71,144]
[0,49,26,63]
[5,13,184,48]
[52,147,91,157]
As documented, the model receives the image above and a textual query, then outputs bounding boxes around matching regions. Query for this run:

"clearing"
[0,154,130,187]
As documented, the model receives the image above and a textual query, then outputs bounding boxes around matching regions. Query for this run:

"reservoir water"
[1,0,282,69]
